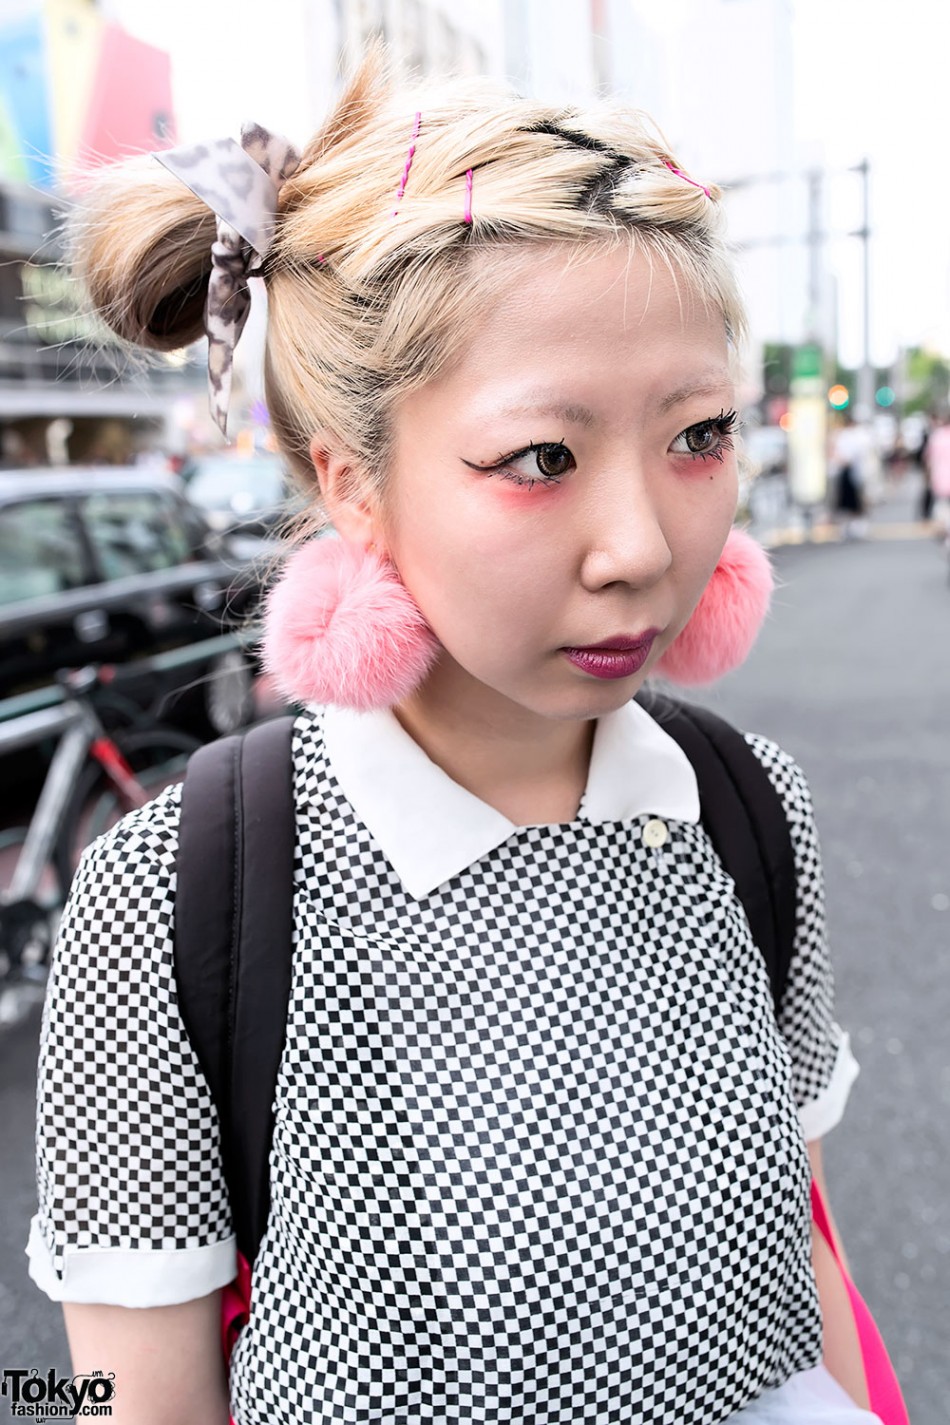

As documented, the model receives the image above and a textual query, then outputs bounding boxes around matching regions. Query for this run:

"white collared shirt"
[320,697,701,901]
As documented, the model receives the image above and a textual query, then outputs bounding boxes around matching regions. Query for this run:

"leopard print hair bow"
[155,122,301,437]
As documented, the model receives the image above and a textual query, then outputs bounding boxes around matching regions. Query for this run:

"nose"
[578,460,673,592]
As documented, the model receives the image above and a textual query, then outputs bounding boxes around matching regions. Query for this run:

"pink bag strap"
[220,1184,907,1425]
[221,1251,253,1425]
[810,1180,909,1425]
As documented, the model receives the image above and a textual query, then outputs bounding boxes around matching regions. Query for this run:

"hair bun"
[67,155,217,351]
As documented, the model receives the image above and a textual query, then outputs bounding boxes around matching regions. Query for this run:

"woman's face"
[380,242,739,725]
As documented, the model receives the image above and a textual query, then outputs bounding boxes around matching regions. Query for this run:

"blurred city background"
[0,1,947,1421]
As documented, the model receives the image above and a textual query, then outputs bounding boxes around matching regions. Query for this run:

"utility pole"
[805,168,824,345]
[723,159,873,395]
[590,0,610,93]
[853,158,874,417]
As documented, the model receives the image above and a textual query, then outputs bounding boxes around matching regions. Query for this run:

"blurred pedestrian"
[922,407,950,541]
[27,46,897,1425]
[829,413,874,539]
[914,412,934,521]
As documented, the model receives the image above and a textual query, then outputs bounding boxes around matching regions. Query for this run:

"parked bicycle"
[0,664,201,984]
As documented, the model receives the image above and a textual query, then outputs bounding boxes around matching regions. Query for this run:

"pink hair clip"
[392,111,422,217]
[463,168,473,225]
[663,160,712,199]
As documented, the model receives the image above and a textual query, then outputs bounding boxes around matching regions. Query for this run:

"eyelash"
[462,440,574,490]
[464,409,740,489]
[670,408,740,465]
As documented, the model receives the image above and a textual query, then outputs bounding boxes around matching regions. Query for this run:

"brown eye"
[670,409,739,465]
[684,423,715,453]
[464,439,576,487]
[536,443,574,477]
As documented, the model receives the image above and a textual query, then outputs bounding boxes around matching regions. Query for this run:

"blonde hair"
[68,47,745,519]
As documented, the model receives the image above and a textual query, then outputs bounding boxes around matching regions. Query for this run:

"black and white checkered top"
[29,699,858,1425]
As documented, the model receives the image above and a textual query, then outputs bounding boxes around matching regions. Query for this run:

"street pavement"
[1,469,946,1419]
[707,469,949,1422]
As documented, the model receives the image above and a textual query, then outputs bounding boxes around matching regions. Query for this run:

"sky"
[791,0,950,364]
[104,0,950,367]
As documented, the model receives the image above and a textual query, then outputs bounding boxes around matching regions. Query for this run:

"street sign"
[787,344,827,507]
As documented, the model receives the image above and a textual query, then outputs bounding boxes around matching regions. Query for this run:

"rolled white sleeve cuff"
[798,1030,860,1142]
[26,1213,238,1307]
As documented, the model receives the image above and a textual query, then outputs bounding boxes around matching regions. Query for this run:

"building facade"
[0,0,200,466]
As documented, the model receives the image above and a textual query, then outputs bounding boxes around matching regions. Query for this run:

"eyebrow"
[657,376,734,412]
[477,375,734,430]
[482,399,598,428]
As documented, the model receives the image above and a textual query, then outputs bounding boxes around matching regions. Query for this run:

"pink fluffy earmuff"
[260,526,773,710]
[653,527,774,685]
[260,537,440,710]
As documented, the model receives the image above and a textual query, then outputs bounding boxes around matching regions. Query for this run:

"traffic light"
[828,384,850,409]
[875,386,895,407]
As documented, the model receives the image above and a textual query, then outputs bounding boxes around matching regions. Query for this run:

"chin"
[522,670,654,723]
[436,649,655,724]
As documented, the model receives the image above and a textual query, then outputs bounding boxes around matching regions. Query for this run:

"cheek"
[670,466,740,594]
[388,475,566,620]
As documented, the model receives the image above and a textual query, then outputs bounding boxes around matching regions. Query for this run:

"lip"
[561,629,660,680]
[569,630,662,653]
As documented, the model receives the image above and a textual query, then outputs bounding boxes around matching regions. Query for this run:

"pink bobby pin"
[464,168,473,224]
[663,160,711,199]
[392,111,422,216]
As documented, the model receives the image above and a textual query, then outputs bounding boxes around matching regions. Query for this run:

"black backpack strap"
[636,690,797,1012]
[174,714,296,1266]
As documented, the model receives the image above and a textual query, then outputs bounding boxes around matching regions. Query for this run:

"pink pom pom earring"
[259,537,440,710]
[653,527,774,686]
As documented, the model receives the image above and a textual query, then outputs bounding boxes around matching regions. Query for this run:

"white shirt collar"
[317,697,700,900]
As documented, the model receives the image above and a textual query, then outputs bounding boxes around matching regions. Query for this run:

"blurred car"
[184,451,304,541]
[0,467,270,743]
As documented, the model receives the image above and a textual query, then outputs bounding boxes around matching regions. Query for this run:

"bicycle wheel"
[0,827,56,982]
[55,727,201,893]
[0,824,63,904]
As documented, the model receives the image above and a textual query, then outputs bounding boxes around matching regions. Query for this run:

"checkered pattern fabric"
[33,708,846,1425]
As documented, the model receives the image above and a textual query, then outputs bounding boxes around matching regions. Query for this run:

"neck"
[392,660,596,826]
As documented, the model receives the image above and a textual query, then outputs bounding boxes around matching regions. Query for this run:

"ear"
[309,430,382,549]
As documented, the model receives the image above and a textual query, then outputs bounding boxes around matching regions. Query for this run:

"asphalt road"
[695,505,949,1423]
[1,477,946,1420]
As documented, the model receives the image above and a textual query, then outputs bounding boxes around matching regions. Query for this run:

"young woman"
[29,50,882,1425]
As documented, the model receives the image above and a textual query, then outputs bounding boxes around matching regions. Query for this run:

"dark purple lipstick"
[561,630,660,681]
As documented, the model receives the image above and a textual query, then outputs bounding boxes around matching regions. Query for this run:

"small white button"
[643,817,669,849]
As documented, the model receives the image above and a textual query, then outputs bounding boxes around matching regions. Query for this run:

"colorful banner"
[0,11,52,186]
[45,0,103,172]
[0,0,176,188]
